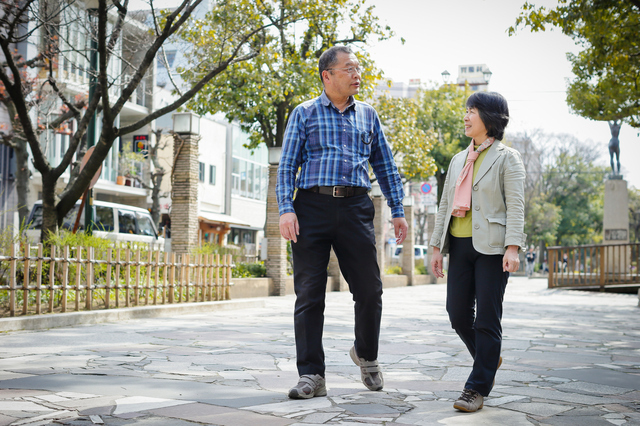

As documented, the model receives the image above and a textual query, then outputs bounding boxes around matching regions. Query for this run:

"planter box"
[382,275,408,288]
[230,278,271,299]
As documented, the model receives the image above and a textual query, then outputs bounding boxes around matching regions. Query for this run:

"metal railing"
[0,244,233,318]
[547,243,640,290]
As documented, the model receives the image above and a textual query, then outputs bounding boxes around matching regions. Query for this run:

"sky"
[364,0,640,188]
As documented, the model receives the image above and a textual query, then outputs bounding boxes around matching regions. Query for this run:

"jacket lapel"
[474,142,503,185]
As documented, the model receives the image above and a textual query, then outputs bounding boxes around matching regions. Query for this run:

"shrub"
[415,265,428,275]
[385,265,402,275]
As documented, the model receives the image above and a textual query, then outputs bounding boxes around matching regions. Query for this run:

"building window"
[209,165,216,185]
[468,66,475,72]
[199,162,205,182]
[461,67,467,73]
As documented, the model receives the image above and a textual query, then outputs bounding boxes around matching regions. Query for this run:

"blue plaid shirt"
[277,91,405,218]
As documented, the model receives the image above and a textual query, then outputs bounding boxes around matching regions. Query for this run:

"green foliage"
[385,265,402,275]
[373,95,437,182]
[510,1,640,127]
[525,196,562,247]
[628,187,640,243]
[181,0,396,149]
[233,262,266,278]
[538,137,607,246]
[415,84,471,203]
[415,264,428,275]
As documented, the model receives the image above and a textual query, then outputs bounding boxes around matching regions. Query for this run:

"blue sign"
[420,183,432,194]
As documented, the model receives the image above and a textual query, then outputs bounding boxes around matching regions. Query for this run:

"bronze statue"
[609,120,621,176]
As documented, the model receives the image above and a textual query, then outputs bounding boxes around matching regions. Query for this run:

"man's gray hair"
[318,45,354,85]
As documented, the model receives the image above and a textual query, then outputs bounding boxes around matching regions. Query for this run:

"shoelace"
[459,389,478,403]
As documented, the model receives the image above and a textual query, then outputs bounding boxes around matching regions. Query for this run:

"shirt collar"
[320,90,357,112]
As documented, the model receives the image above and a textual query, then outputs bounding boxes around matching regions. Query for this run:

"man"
[277,45,408,399]
[525,247,536,277]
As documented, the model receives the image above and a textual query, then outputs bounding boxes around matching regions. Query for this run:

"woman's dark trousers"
[447,236,508,396]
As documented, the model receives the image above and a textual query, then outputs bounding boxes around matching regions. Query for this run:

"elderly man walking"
[277,45,408,399]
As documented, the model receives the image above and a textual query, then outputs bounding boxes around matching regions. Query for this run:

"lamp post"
[171,111,201,254]
[483,68,493,85]
[441,70,451,85]
[84,0,99,235]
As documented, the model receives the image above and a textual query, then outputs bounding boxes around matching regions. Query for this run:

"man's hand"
[393,217,408,245]
[279,212,299,243]
[430,247,445,278]
[503,245,520,273]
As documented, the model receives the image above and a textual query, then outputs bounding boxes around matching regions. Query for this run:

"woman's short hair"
[466,92,510,140]
[318,45,353,85]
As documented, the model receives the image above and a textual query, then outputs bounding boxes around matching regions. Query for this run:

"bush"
[233,262,266,278]
[385,265,402,275]
[415,264,428,275]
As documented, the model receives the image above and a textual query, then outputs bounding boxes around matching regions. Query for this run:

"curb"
[0,299,266,332]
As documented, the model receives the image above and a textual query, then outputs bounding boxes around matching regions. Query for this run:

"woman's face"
[464,107,488,142]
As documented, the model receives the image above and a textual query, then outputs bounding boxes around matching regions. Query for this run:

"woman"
[430,91,526,413]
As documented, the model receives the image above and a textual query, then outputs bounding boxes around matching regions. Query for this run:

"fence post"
[48,245,56,313]
[36,244,43,315]
[115,248,121,308]
[106,248,112,309]
[125,248,131,307]
[168,252,175,304]
[225,254,232,300]
[9,243,17,317]
[61,246,69,313]
[22,242,30,315]
[600,245,606,290]
[548,249,555,288]
[215,254,220,301]
[86,247,93,310]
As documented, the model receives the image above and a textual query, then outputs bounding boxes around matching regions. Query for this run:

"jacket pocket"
[487,215,506,248]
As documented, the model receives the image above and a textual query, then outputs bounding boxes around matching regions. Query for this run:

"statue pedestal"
[603,179,630,273]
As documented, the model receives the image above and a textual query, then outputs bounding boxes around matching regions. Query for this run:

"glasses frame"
[325,66,363,75]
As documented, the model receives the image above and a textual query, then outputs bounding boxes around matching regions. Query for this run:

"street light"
[483,68,493,84]
[172,112,200,135]
[441,70,450,84]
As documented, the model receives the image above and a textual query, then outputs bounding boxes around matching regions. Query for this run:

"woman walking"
[430,91,526,413]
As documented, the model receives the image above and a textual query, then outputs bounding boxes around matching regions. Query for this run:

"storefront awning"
[198,211,251,227]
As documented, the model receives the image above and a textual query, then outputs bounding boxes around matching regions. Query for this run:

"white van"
[26,200,165,250]
[393,245,429,259]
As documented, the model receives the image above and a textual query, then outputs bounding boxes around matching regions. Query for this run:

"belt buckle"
[332,186,346,198]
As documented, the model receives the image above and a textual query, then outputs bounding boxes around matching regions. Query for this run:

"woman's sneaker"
[453,388,484,412]
[288,374,327,399]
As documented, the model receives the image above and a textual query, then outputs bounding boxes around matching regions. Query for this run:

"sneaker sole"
[288,387,327,399]
[453,402,484,412]
[350,346,383,391]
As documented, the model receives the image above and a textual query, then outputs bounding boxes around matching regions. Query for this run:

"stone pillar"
[265,148,288,296]
[372,195,386,277]
[401,198,415,286]
[426,208,437,283]
[171,134,200,254]
[603,178,630,273]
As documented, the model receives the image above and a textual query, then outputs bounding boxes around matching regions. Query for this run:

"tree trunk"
[40,172,59,242]
[436,171,446,206]
[150,169,164,227]
[13,138,30,226]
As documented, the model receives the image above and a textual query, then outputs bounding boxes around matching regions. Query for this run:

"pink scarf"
[451,138,495,217]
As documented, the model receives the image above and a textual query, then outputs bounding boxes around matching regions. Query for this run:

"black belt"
[303,186,369,198]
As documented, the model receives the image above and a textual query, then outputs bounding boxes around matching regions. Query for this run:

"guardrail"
[547,243,640,290]
[0,243,233,317]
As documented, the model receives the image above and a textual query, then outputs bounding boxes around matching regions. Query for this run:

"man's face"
[324,52,361,98]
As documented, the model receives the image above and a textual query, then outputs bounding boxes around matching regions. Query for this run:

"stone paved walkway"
[0,277,638,425]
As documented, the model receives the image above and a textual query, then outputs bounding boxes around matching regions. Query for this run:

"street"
[0,277,638,425]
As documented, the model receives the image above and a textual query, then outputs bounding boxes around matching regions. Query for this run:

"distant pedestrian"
[430,91,526,413]
[525,247,536,277]
[277,45,408,399]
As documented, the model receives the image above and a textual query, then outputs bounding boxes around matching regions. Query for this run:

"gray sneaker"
[453,388,484,412]
[350,346,384,391]
[288,374,327,399]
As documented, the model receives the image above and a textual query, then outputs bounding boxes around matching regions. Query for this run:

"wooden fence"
[0,243,233,318]
[547,243,640,290]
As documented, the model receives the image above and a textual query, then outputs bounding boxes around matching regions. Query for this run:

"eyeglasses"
[326,66,363,75]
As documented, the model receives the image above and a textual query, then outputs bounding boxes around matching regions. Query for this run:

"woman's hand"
[502,245,520,273]
[431,247,445,278]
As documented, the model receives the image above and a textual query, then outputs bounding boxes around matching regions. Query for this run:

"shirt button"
[474,224,480,229]
[473,185,478,191]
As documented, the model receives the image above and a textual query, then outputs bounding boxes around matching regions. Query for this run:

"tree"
[415,84,470,204]
[373,95,437,182]
[182,0,395,150]
[537,135,607,246]
[509,1,640,130]
[628,187,640,243]
[0,0,274,241]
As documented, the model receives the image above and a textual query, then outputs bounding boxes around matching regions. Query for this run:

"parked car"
[393,245,429,259]
[26,200,165,250]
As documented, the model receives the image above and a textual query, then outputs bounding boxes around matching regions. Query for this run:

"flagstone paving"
[0,277,638,425]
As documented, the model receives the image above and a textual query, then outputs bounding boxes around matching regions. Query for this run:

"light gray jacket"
[429,141,527,255]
